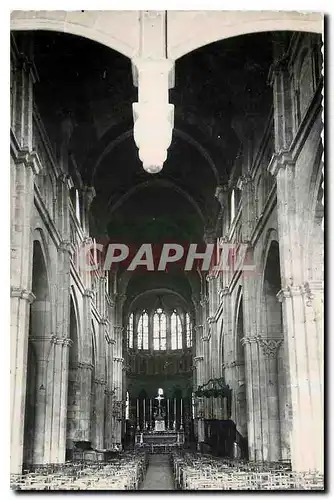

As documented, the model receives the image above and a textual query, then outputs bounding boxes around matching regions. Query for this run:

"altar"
[135,429,184,451]
[134,388,185,451]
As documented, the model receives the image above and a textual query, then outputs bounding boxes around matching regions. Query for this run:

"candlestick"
[150,398,153,429]
[174,398,176,429]
[167,398,169,430]
[143,399,146,430]
[180,398,183,430]
[136,398,140,431]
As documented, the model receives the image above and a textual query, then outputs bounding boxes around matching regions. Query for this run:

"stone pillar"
[93,378,106,450]
[10,39,40,474]
[77,362,93,442]
[28,336,53,464]
[268,41,323,472]
[268,147,323,471]
[49,337,73,462]
[258,336,283,462]
[47,239,72,464]
[277,284,323,473]
[77,288,95,443]
[241,336,264,461]
[104,336,115,450]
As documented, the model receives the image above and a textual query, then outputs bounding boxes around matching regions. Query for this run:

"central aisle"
[140,454,175,490]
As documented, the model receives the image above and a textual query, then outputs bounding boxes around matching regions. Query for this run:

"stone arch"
[262,239,282,338]
[107,178,205,224]
[10,10,139,58]
[304,145,324,282]
[23,235,52,465]
[11,11,322,64]
[168,11,323,60]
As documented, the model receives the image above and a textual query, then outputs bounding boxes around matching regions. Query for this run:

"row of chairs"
[171,450,324,490]
[11,451,149,491]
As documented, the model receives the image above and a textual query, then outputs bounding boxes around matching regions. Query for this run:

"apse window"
[171,310,182,350]
[127,313,134,349]
[137,310,149,350]
[230,189,235,225]
[153,308,167,350]
[186,313,192,348]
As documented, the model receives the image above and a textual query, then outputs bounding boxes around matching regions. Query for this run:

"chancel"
[10,10,324,491]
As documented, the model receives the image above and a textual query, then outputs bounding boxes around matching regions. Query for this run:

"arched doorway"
[23,238,51,466]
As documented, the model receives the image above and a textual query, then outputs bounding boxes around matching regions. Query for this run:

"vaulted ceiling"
[17,28,283,302]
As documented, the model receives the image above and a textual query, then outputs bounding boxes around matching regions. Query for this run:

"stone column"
[241,336,264,461]
[48,337,73,463]
[11,153,40,472]
[258,336,283,462]
[91,317,107,451]
[10,46,40,472]
[93,378,106,450]
[28,336,53,464]
[104,336,116,451]
[77,288,95,443]
[77,361,93,442]
[277,284,323,473]
[47,238,72,464]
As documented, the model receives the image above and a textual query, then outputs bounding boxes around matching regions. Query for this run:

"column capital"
[240,335,259,346]
[268,149,295,177]
[14,149,42,176]
[215,184,229,208]
[237,172,253,190]
[77,361,94,371]
[94,378,106,386]
[81,185,96,209]
[106,335,116,345]
[10,286,35,303]
[204,227,216,244]
[51,336,73,347]
[113,357,124,363]
[206,274,216,282]
[58,239,73,254]
[219,287,230,299]
[194,356,204,363]
[58,172,74,190]
[257,336,283,358]
[82,236,93,246]
[200,295,209,307]
[207,316,216,325]
[268,52,290,85]
[83,288,94,299]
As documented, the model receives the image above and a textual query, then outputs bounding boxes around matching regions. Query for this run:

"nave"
[11,449,324,491]
[10,10,324,492]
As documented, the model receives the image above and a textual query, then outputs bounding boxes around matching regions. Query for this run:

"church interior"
[10,10,324,491]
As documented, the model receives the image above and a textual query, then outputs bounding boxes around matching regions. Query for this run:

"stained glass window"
[153,308,167,350]
[186,312,192,348]
[127,313,134,349]
[138,311,149,350]
[171,310,182,350]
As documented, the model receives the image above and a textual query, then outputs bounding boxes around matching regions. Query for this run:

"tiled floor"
[140,454,175,490]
